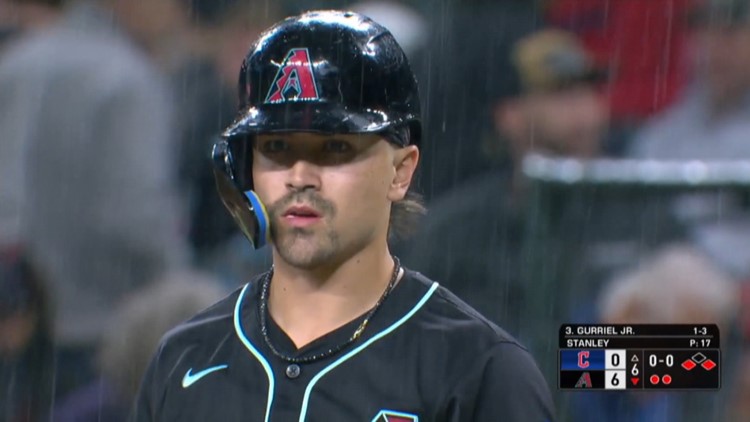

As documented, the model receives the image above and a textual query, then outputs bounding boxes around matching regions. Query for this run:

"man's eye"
[323,140,353,153]
[259,140,288,153]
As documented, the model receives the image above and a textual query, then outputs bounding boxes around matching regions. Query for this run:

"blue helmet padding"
[245,190,269,248]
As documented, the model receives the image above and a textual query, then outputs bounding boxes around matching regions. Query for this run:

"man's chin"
[273,239,329,268]
[276,250,330,269]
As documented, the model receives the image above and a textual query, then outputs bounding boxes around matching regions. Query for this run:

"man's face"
[692,24,750,107]
[252,132,410,269]
[522,85,609,158]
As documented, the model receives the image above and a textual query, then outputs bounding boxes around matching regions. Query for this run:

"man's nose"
[285,158,321,191]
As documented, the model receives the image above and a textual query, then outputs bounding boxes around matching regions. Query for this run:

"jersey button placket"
[286,364,301,379]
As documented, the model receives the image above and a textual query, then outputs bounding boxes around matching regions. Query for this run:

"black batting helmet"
[212,10,422,249]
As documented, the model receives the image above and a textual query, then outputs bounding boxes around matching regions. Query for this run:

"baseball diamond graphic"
[264,48,320,103]
[371,409,419,422]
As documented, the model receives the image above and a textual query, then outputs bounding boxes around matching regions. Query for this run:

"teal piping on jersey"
[234,282,275,422]
[298,281,440,422]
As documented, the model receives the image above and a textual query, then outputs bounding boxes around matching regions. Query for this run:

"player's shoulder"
[156,285,244,352]
[407,270,524,348]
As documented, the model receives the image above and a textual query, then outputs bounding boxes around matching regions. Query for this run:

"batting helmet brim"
[222,102,420,147]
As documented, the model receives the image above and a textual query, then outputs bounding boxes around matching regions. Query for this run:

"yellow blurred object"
[512,29,606,93]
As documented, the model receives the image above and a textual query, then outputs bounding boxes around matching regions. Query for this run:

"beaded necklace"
[258,256,401,366]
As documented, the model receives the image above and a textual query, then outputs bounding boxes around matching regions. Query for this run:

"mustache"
[267,191,336,218]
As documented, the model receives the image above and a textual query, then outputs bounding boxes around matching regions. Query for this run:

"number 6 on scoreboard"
[631,363,639,376]
[605,370,627,390]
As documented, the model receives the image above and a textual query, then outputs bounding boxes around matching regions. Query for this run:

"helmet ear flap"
[211,139,270,249]
[212,138,235,180]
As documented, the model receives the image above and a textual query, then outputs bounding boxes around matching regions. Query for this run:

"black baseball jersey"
[131,270,555,421]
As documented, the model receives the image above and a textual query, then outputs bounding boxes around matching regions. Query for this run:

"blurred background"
[1,0,750,420]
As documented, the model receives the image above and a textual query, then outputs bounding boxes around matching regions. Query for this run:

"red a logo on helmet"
[265,48,320,104]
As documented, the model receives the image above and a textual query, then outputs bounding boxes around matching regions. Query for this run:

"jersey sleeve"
[446,342,556,422]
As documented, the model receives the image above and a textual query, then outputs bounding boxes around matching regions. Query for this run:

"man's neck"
[267,246,398,349]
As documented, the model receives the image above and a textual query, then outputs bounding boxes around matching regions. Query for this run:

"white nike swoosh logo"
[182,364,228,388]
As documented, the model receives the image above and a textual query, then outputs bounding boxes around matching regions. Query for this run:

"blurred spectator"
[630,0,750,160]
[0,0,63,248]
[492,29,609,165]
[0,250,55,422]
[172,0,282,262]
[580,244,740,422]
[52,270,226,422]
[106,0,189,69]
[546,0,693,123]
[0,0,189,397]
[599,244,739,331]
[403,29,611,335]
[628,0,750,281]
[410,0,540,201]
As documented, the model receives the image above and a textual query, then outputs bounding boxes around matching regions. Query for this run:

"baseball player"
[132,10,555,421]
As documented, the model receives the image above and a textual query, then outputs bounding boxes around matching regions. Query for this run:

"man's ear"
[388,145,419,201]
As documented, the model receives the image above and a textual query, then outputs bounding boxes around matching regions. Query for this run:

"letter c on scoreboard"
[578,351,590,369]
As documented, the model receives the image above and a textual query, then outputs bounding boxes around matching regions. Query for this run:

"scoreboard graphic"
[559,324,720,390]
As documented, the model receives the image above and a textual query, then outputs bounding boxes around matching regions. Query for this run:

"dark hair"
[389,190,427,243]
[383,126,427,242]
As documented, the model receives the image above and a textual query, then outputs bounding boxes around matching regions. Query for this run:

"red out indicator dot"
[701,359,717,371]
[682,359,697,371]
[650,375,660,385]
[662,374,672,385]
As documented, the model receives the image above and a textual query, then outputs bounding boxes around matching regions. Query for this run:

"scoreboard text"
[559,325,720,390]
